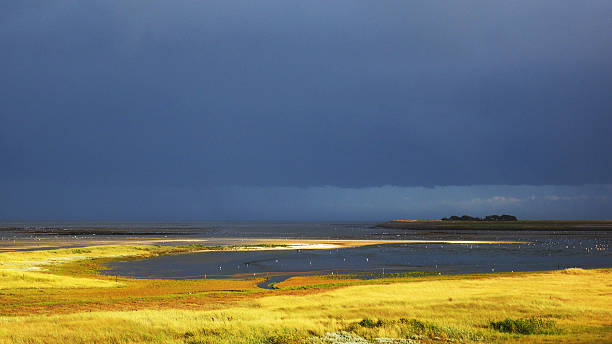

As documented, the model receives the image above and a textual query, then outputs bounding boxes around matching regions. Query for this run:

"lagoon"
[105,237,610,279]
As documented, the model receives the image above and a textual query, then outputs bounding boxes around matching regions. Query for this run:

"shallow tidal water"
[105,239,610,280]
[2,221,609,279]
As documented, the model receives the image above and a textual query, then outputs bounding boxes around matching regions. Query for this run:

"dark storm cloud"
[2,0,612,189]
[3,182,611,221]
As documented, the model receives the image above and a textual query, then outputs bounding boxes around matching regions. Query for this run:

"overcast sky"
[2,1,611,220]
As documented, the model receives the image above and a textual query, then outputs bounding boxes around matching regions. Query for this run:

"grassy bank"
[378,219,612,231]
[0,244,611,343]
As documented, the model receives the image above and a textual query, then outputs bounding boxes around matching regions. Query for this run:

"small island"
[441,214,518,221]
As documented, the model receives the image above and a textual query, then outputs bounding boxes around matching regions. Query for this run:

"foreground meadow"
[0,244,610,343]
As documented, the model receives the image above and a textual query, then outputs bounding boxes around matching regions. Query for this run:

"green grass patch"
[357,318,384,328]
[489,317,558,335]
[347,317,479,342]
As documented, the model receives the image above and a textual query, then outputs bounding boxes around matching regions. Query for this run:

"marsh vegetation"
[0,243,610,343]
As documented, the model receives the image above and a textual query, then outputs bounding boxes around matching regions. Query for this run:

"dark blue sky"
[2,1,611,220]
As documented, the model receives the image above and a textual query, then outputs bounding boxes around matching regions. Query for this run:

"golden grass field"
[0,244,610,343]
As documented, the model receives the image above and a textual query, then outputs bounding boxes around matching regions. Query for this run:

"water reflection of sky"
[105,240,610,279]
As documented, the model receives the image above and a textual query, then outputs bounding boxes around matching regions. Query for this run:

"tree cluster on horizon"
[441,214,518,221]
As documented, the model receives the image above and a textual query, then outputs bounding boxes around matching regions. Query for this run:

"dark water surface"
[4,221,611,241]
[1,221,609,278]
[105,240,610,279]
[1,221,376,238]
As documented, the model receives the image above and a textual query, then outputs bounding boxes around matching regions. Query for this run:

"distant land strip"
[377,220,612,231]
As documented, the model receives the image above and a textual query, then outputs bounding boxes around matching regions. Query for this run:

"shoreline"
[0,237,529,252]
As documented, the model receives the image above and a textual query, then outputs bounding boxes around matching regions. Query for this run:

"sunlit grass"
[0,244,610,343]
[0,244,284,290]
[0,245,163,289]
[0,245,159,271]
[0,269,123,289]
